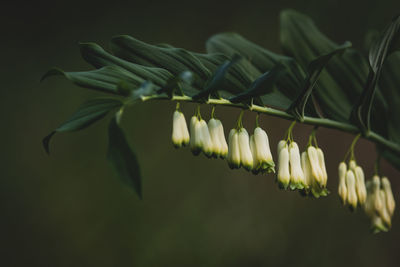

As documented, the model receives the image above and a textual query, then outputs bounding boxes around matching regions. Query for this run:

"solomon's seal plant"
[42,10,400,233]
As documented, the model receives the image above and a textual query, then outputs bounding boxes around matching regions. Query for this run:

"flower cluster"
[337,160,367,210]
[172,105,397,233]
[364,176,395,233]
[227,127,275,173]
[277,141,328,197]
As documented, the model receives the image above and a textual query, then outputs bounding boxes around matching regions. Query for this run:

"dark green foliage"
[43,98,123,154]
[107,117,142,199]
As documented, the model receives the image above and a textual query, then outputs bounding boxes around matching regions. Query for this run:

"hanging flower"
[345,169,358,210]
[289,142,305,190]
[381,177,395,217]
[208,118,228,158]
[364,175,395,233]
[238,128,253,171]
[190,116,202,155]
[250,127,275,174]
[172,110,190,148]
[338,162,348,204]
[301,149,328,198]
[277,140,290,189]
[198,119,213,157]
[227,129,241,169]
[354,166,367,205]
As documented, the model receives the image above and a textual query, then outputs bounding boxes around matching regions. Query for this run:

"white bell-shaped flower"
[217,120,228,158]
[345,170,358,210]
[250,127,275,174]
[307,146,324,186]
[381,177,395,217]
[198,119,213,157]
[172,111,185,148]
[190,116,202,155]
[208,118,223,157]
[378,189,392,228]
[289,142,305,190]
[317,148,328,187]
[354,166,367,205]
[238,128,253,171]
[372,175,383,213]
[227,129,241,169]
[301,151,312,190]
[338,162,348,205]
[277,141,290,189]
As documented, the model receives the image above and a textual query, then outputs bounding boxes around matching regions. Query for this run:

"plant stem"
[140,94,400,155]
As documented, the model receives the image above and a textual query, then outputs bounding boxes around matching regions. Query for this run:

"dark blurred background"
[1,0,400,266]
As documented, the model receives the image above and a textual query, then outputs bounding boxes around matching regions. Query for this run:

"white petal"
[250,135,259,174]
[301,152,312,189]
[208,118,222,157]
[254,127,274,172]
[217,120,228,158]
[238,128,253,171]
[378,189,392,228]
[372,175,383,213]
[227,129,241,169]
[289,142,305,190]
[199,119,213,157]
[179,112,190,145]
[345,170,358,210]
[354,166,367,205]
[338,162,348,205]
[307,146,323,186]
[381,177,395,217]
[190,116,202,155]
[317,148,328,187]
[172,111,184,147]
[277,145,290,189]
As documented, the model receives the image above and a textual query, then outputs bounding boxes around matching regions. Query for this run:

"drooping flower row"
[338,158,396,233]
[172,108,274,174]
[171,106,396,232]
[277,140,328,197]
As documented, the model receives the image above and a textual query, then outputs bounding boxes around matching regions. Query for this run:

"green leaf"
[107,116,142,199]
[192,55,241,100]
[353,15,400,132]
[110,35,211,89]
[206,32,306,102]
[80,42,174,87]
[41,66,143,95]
[43,98,123,154]
[280,9,388,137]
[288,41,352,121]
[229,63,286,105]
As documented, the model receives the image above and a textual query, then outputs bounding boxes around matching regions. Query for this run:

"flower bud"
[381,177,395,217]
[277,142,290,189]
[349,160,356,171]
[238,128,253,171]
[317,148,328,187]
[345,170,358,210]
[227,129,241,169]
[307,146,323,186]
[354,166,367,205]
[277,140,287,154]
[172,111,184,148]
[208,118,223,157]
[198,119,213,157]
[338,162,347,205]
[289,142,305,190]
[190,116,202,155]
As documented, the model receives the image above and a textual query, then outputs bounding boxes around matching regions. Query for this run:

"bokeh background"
[2,0,400,266]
